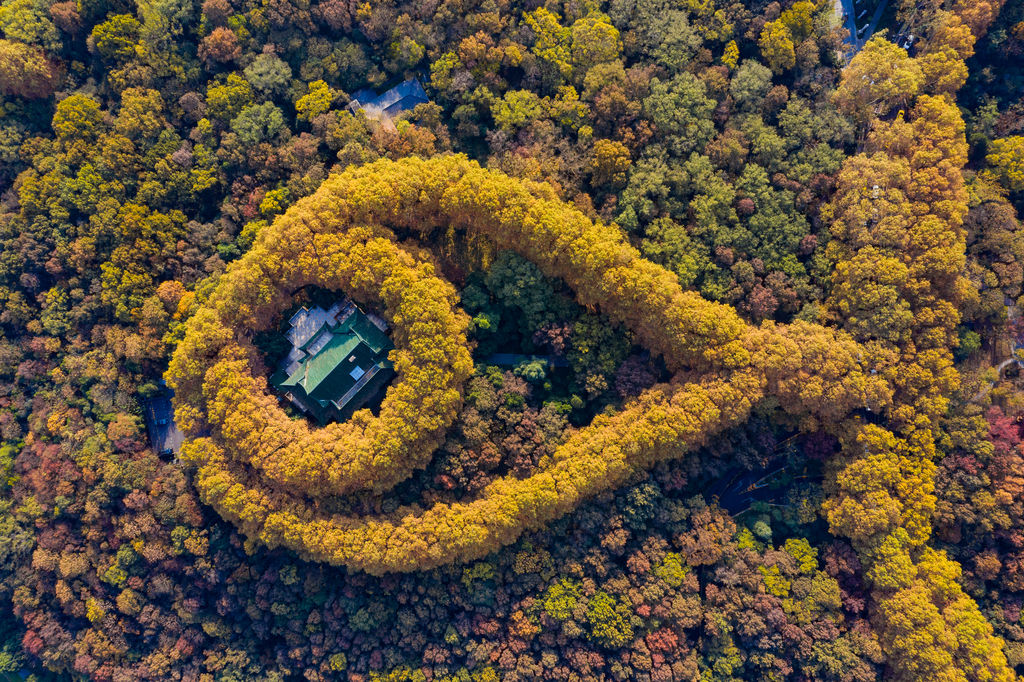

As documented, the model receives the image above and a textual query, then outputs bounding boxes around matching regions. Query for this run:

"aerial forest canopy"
[168,155,884,573]
[2,0,1024,678]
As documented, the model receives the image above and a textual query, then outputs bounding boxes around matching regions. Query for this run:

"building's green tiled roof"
[349,316,390,354]
[272,305,395,425]
[308,336,376,402]
[331,312,390,354]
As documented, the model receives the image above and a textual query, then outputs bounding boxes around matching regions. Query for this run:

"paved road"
[971,303,1024,403]
[835,0,891,56]
[837,0,859,50]
[972,356,1021,403]
[862,0,891,46]
[484,353,569,367]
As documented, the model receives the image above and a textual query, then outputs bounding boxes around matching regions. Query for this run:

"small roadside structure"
[270,299,395,425]
[347,78,430,123]
[143,381,185,459]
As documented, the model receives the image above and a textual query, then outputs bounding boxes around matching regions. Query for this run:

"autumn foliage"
[169,227,474,498]
[169,155,887,573]
[820,2,1018,680]
[0,0,1021,675]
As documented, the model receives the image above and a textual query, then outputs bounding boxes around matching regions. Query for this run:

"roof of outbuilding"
[373,78,428,110]
[350,88,378,104]
[349,78,429,118]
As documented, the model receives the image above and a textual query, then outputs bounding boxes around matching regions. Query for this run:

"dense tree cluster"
[819,1,1017,680]
[0,0,1022,677]
[4,438,893,682]
[169,155,887,574]
[170,226,474,498]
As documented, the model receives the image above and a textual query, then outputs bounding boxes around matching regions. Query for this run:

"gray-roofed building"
[143,382,185,459]
[347,78,430,121]
[349,88,378,104]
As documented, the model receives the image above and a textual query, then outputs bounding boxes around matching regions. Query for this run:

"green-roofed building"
[270,300,395,425]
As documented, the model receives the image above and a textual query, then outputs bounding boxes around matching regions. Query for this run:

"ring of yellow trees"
[168,225,474,498]
[168,155,889,574]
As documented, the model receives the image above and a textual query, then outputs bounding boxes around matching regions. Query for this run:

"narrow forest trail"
[972,355,1024,403]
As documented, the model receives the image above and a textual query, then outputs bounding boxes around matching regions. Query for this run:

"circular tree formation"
[170,226,474,498]
[168,155,890,575]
